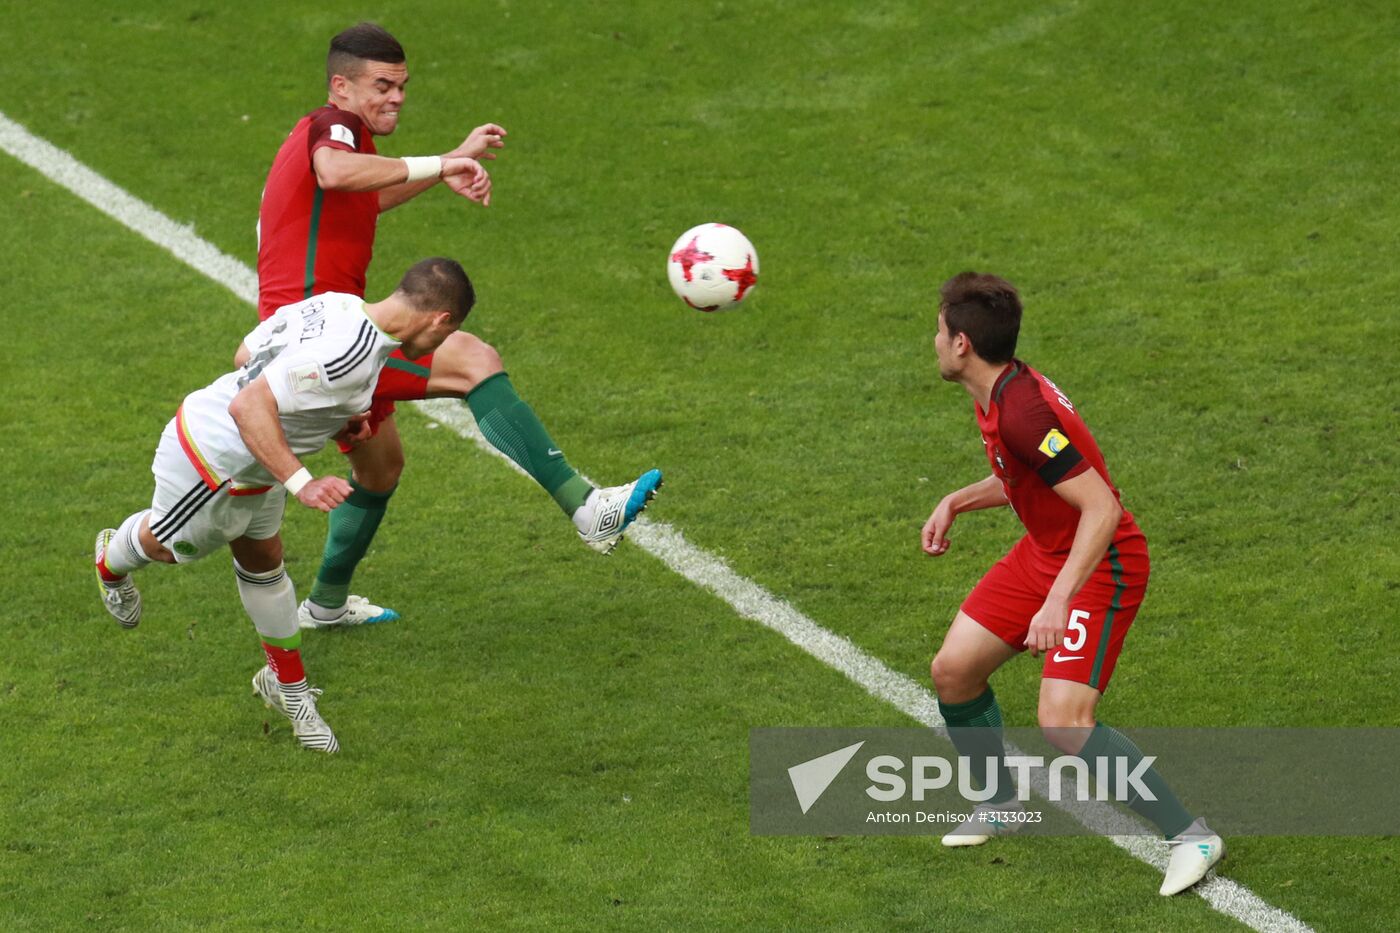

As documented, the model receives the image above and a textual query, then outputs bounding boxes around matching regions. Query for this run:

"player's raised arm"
[922,474,1008,556]
[227,377,352,512]
[376,155,492,210]
[312,147,483,192]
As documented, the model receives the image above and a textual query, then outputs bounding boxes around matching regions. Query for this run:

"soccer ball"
[667,223,759,312]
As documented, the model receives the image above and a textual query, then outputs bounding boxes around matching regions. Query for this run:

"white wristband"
[402,155,442,183]
[283,468,313,496]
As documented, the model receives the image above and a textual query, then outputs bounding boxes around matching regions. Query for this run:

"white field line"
[0,109,1311,933]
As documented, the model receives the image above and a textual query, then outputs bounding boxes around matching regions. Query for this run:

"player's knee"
[138,523,177,564]
[353,451,404,490]
[230,535,283,573]
[1037,702,1096,754]
[439,332,504,387]
[469,337,504,379]
[930,650,976,700]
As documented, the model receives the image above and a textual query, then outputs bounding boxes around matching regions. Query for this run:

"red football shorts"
[960,534,1150,692]
[335,350,436,454]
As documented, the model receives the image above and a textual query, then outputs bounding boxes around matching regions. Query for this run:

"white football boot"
[1160,818,1225,895]
[573,469,663,554]
[941,800,1026,847]
[252,666,340,753]
[94,528,142,629]
[297,595,399,630]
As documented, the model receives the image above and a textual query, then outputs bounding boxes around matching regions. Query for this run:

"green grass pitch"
[1,1,1397,929]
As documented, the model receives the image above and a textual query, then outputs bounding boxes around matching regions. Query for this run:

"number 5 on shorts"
[1064,609,1090,651]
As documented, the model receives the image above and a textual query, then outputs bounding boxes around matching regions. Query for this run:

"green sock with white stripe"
[466,372,593,516]
[1078,722,1194,838]
[939,687,1017,805]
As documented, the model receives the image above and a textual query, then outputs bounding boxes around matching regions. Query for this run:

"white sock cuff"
[233,560,287,585]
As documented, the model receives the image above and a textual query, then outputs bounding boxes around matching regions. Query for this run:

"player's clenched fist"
[296,476,354,513]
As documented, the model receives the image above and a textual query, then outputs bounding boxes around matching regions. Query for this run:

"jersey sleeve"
[262,315,381,415]
[307,108,363,158]
[260,346,336,415]
[999,382,1089,486]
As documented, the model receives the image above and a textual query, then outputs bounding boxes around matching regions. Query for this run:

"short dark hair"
[327,22,405,84]
[939,272,1022,364]
[397,258,475,323]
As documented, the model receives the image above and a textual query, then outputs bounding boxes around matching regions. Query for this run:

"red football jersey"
[257,104,380,320]
[974,360,1145,560]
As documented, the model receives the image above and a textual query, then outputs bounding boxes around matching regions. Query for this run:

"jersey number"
[236,322,287,389]
[1063,610,1090,651]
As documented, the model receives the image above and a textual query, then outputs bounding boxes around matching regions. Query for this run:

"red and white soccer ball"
[667,223,759,312]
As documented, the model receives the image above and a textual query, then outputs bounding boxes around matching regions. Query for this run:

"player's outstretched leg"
[430,333,661,555]
[1071,723,1223,894]
[464,370,594,513]
[1064,721,1223,894]
[93,511,154,628]
[1041,679,1223,895]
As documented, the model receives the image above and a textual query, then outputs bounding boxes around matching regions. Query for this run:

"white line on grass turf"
[0,109,1311,933]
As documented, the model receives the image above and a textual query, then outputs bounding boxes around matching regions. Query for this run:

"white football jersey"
[175,293,401,489]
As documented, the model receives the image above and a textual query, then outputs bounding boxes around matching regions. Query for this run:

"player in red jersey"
[257,23,661,629]
[921,272,1222,895]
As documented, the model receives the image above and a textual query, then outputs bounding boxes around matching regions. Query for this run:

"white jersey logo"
[329,123,355,148]
[288,363,323,395]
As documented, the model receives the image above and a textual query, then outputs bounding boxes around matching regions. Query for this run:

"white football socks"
[104,510,154,577]
[233,561,298,642]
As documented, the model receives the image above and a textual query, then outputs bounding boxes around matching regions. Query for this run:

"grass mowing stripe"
[0,111,257,305]
[0,106,1310,933]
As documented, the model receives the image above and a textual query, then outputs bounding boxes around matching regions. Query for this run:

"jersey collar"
[990,360,1024,407]
[353,299,403,348]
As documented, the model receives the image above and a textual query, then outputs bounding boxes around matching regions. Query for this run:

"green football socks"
[466,371,592,516]
[308,479,394,610]
[939,687,1017,805]
[1078,722,1194,838]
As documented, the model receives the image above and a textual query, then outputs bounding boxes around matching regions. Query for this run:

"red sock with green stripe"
[97,557,124,583]
[262,639,306,684]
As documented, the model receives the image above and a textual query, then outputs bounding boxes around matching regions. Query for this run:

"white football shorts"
[147,420,286,563]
